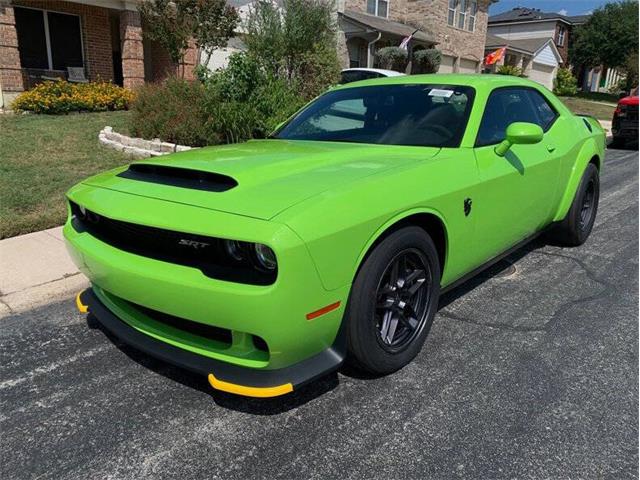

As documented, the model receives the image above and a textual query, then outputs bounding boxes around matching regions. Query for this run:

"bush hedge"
[496,65,523,77]
[376,47,408,72]
[129,78,210,146]
[412,49,442,74]
[129,54,306,147]
[553,67,578,96]
[12,80,133,114]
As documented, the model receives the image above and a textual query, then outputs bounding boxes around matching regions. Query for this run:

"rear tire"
[550,163,600,247]
[345,227,441,375]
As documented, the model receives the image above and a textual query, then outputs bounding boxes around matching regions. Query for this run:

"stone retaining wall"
[98,126,194,158]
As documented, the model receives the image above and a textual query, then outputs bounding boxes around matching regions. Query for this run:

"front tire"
[551,163,600,247]
[345,227,441,374]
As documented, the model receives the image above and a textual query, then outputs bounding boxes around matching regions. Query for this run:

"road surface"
[1,148,638,479]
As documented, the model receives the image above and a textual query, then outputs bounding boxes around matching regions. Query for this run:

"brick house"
[487,7,624,92]
[486,7,587,66]
[336,0,494,73]
[0,0,198,108]
[484,34,562,89]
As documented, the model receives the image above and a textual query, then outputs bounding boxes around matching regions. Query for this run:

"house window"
[557,25,566,47]
[468,1,477,31]
[14,7,83,71]
[458,0,467,29]
[367,0,388,18]
[447,0,458,26]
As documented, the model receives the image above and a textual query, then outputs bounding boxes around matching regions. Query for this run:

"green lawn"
[574,91,619,104]
[560,96,616,121]
[0,111,132,238]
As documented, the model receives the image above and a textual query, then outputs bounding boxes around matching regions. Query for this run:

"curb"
[0,274,88,319]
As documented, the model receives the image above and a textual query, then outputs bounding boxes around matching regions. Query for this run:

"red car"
[611,87,638,148]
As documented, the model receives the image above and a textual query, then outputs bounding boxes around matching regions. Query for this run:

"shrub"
[553,67,578,96]
[412,49,442,74]
[293,43,341,100]
[204,53,305,143]
[129,77,210,146]
[245,0,337,78]
[496,65,523,77]
[12,80,133,114]
[376,47,408,72]
[129,55,306,146]
[244,0,340,98]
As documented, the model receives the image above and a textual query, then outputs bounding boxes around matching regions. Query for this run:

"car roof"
[333,73,548,91]
[341,68,406,77]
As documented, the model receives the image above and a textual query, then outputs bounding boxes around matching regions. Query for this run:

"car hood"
[83,139,440,220]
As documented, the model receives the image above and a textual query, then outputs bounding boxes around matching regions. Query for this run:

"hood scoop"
[117,163,238,192]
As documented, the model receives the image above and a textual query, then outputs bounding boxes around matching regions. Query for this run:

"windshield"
[275,84,475,147]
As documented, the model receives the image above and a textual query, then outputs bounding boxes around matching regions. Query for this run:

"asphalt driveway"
[1,148,638,480]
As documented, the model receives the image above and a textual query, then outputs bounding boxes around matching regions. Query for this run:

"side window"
[476,88,542,146]
[526,89,558,131]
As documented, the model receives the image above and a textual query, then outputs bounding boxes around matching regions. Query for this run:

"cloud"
[558,8,568,15]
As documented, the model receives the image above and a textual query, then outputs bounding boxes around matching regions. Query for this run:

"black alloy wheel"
[345,226,441,374]
[375,249,432,353]
[550,163,599,247]
[579,178,596,232]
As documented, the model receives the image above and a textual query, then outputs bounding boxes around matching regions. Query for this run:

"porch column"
[120,10,144,89]
[0,2,24,108]
[520,55,532,76]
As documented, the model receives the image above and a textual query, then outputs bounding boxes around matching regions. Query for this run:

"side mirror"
[494,122,544,156]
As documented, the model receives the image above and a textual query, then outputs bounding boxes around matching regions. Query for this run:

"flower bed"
[12,80,134,114]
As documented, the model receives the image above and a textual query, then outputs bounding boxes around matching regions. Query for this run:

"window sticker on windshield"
[428,89,454,98]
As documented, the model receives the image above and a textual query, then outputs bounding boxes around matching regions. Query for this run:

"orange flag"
[485,47,506,65]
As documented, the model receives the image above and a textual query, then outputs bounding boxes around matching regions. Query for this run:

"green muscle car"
[67,74,605,398]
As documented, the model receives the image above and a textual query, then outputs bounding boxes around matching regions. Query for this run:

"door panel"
[471,87,561,262]
[473,142,558,261]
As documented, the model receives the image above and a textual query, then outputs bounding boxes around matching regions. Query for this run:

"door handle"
[547,145,556,152]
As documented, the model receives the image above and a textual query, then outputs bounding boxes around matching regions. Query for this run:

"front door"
[471,87,561,261]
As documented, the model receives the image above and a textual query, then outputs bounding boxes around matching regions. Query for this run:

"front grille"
[132,302,233,345]
[69,202,276,285]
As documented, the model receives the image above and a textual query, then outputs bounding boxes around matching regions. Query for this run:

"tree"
[140,0,238,76]
[570,1,638,74]
[182,0,239,67]
[139,0,191,68]
[244,0,339,84]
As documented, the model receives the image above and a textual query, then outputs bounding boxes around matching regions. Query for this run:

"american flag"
[399,29,420,50]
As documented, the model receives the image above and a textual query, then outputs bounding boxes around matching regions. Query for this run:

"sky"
[488,0,622,16]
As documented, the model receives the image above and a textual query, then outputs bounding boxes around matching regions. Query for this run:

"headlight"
[224,240,246,261]
[254,244,277,270]
[222,239,278,272]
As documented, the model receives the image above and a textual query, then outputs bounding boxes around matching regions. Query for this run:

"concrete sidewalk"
[0,227,86,317]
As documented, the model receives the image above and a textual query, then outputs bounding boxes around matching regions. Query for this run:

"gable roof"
[566,14,590,25]
[485,34,549,54]
[339,10,436,44]
[485,33,562,64]
[488,7,588,26]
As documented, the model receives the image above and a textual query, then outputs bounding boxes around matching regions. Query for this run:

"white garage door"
[459,58,478,74]
[439,55,455,73]
[528,63,556,90]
